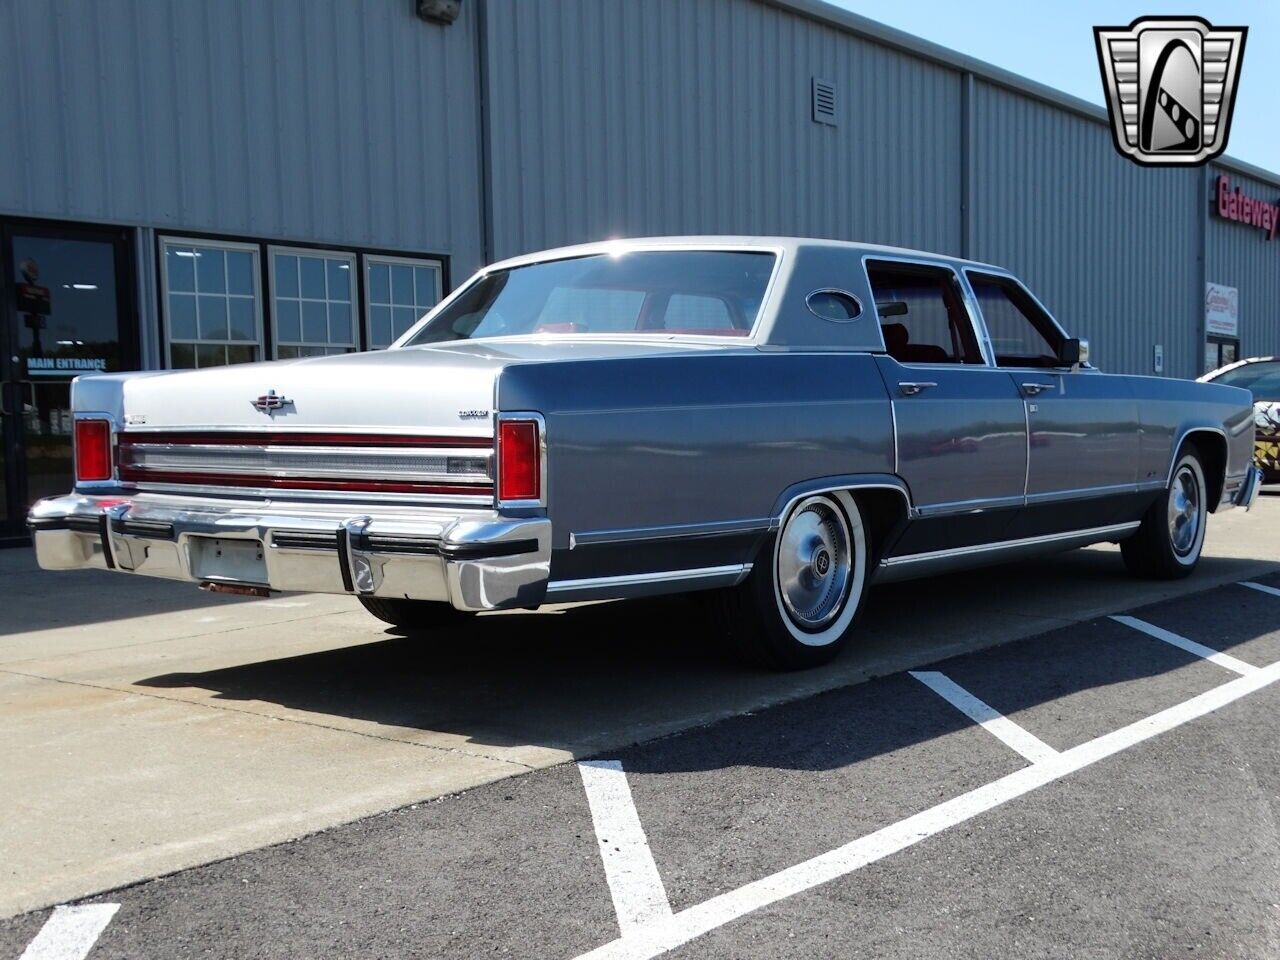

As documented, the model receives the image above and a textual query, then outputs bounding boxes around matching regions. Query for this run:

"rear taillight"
[75,419,113,482]
[497,418,541,502]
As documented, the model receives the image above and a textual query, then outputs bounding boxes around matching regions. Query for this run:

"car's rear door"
[867,259,1027,548]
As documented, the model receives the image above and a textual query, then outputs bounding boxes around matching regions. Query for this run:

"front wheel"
[708,491,870,670]
[1121,448,1207,579]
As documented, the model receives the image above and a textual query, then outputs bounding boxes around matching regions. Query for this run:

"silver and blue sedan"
[29,238,1261,669]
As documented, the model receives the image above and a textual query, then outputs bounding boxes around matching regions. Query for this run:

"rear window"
[405,250,774,344]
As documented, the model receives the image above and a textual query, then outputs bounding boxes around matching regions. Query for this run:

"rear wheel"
[358,596,472,629]
[1120,448,1207,579]
[709,491,869,670]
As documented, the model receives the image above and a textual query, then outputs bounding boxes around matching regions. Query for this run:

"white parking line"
[19,904,119,960]
[1240,581,1280,599]
[572,655,1280,960]
[1110,615,1258,675]
[578,761,673,937]
[909,670,1058,764]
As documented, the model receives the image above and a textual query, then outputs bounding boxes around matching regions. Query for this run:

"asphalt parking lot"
[3,498,1280,958]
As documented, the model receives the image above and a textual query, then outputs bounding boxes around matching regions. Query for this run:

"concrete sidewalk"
[1,498,1278,917]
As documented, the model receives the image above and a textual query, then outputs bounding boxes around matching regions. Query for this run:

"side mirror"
[1059,337,1089,368]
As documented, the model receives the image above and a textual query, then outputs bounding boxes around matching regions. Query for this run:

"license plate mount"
[188,536,268,585]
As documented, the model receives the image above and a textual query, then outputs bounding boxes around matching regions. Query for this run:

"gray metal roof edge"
[764,0,1280,190]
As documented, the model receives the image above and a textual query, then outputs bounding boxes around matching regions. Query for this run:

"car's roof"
[486,236,1007,274]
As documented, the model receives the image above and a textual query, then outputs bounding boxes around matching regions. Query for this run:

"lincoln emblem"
[251,389,292,414]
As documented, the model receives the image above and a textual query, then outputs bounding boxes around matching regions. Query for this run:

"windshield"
[1209,361,1280,401]
[405,250,775,344]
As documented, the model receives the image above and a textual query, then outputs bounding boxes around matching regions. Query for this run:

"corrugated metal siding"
[970,81,1202,379]
[483,0,963,261]
[1205,164,1280,365]
[0,0,484,274]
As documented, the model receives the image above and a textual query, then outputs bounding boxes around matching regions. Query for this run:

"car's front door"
[966,271,1142,522]
[867,261,1027,545]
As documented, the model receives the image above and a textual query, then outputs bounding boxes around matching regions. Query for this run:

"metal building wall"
[0,0,485,275]
[969,81,1203,379]
[1205,164,1280,365]
[482,0,964,262]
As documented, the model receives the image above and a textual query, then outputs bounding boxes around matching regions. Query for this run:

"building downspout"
[473,0,495,269]
[960,71,975,260]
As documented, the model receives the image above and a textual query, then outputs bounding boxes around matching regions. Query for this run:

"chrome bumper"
[1228,466,1264,511]
[27,493,551,611]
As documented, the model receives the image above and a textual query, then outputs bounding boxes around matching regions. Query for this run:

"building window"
[365,255,443,349]
[269,247,358,358]
[161,238,262,368]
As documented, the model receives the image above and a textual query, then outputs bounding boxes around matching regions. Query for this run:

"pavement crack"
[0,666,535,772]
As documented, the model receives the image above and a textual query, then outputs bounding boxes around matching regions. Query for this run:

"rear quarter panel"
[1127,374,1255,496]
[497,352,894,575]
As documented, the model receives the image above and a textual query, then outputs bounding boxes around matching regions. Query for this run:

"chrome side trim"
[771,478,916,529]
[1023,481,1160,505]
[569,517,772,549]
[879,521,1141,569]
[915,494,1027,517]
[545,563,751,601]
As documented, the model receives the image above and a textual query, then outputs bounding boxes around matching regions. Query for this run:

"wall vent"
[812,77,836,125]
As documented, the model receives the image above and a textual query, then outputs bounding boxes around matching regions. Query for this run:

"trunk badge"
[458,409,489,420]
[252,389,293,414]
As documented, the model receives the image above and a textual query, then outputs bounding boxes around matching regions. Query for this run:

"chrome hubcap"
[1168,464,1201,556]
[777,497,853,631]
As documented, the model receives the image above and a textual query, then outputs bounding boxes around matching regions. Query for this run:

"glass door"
[1,220,137,540]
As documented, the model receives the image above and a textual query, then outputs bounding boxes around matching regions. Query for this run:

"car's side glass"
[865,261,982,365]
[968,273,1065,369]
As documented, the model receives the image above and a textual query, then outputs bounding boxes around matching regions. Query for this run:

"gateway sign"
[1216,175,1280,241]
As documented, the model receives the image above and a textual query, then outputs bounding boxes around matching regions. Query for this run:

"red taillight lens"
[75,419,113,482]
[497,419,540,502]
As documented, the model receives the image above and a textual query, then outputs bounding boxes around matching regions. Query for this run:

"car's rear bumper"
[27,492,550,611]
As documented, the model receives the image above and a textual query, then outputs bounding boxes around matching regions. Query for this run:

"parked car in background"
[1200,357,1280,482]
[29,238,1262,669]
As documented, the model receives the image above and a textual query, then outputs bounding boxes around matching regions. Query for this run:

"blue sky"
[829,2,1278,171]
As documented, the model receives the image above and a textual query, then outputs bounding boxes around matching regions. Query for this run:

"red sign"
[1216,175,1280,241]
[16,282,50,315]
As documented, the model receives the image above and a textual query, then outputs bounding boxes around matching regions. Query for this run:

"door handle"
[898,381,937,397]
[1021,382,1052,396]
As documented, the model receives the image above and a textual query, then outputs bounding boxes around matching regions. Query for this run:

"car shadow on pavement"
[133,557,1280,769]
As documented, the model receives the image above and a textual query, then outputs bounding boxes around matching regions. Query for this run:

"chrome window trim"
[962,268,1081,372]
[859,253,990,367]
[804,288,863,323]
[396,243,788,348]
[880,521,1141,568]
